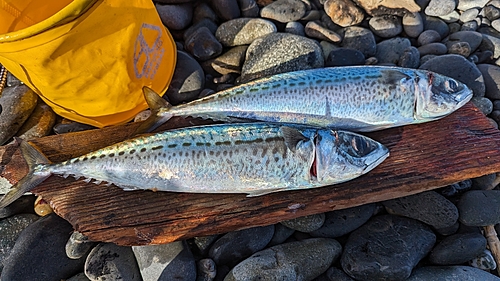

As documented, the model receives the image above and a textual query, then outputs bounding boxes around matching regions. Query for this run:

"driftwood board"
[1,103,500,246]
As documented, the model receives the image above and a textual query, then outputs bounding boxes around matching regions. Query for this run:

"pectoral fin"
[381,69,411,84]
[280,126,309,152]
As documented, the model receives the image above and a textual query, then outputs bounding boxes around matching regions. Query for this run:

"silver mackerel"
[0,123,389,207]
[142,66,472,132]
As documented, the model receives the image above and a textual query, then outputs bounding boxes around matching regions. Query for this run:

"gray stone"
[212,46,248,75]
[462,20,479,31]
[310,204,376,238]
[66,231,97,260]
[165,51,205,105]
[425,16,450,38]
[210,0,240,21]
[478,64,500,99]
[403,12,424,38]
[85,243,141,281]
[132,241,196,281]
[429,233,487,265]
[280,213,325,233]
[2,214,85,281]
[0,85,38,145]
[304,21,342,43]
[425,0,456,16]
[260,0,307,23]
[440,10,460,23]
[369,15,403,38]
[383,191,459,229]
[419,54,485,97]
[471,96,493,115]
[326,48,365,66]
[216,18,276,47]
[460,8,480,23]
[484,5,500,21]
[418,29,442,46]
[469,249,497,270]
[398,46,420,68]
[314,267,354,281]
[0,195,35,218]
[184,19,218,42]
[376,37,412,64]
[481,33,500,59]
[324,0,364,27]
[448,22,462,34]
[268,223,295,247]
[240,33,324,82]
[472,173,497,190]
[457,0,489,10]
[458,190,500,226]
[420,54,438,65]
[197,258,216,281]
[156,3,193,30]
[194,235,219,256]
[285,21,305,36]
[185,27,223,61]
[67,272,91,281]
[407,265,500,280]
[448,41,472,57]
[341,26,377,57]
[6,72,23,87]
[224,238,342,281]
[192,3,218,25]
[341,215,436,281]
[0,214,39,272]
[446,31,483,53]
[418,42,448,56]
[208,225,274,267]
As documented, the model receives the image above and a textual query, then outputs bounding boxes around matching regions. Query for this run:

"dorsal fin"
[280,126,309,152]
[380,69,411,84]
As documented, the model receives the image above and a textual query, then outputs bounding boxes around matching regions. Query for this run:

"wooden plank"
[1,103,500,246]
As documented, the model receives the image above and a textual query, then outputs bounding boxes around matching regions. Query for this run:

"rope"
[0,65,7,94]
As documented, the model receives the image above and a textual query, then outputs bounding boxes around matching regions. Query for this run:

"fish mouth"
[454,89,473,109]
[363,147,390,173]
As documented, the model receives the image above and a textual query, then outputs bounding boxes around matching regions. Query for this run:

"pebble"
[403,12,424,38]
[211,46,248,75]
[326,48,365,66]
[259,0,307,23]
[376,37,411,64]
[472,173,498,190]
[418,42,448,56]
[457,0,490,10]
[341,215,436,281]
[185,19,218,41]
[33,196,53,216]
[224,238,342,281]
[484,5,500,21]
[1,214,85,281]
[478,63,500,99]
[369,15,403,38]
[314,266,355,281]
[52,122,96,134]
[493,19,500,33]
[424,16,450,39]
[66,231,97,260]
[0,195,35,218]
[304,21,342,43]
[164,51,205,105]
[425,0,456,17]
[67,272,91,281]
[240,33,324,82]
[323,0,364,27]
[471,96,493,115]
[462,20,479,31]
[458,190,500,226]
[419,54,486,97]
[0,214,39,272]
[285,21,305,36]
[418,29,442,46]
[440,10,460,23]
[211,0,240,21]
[208,225,274,267]
[428,232,487,265]
[193,235,220,256]
[341,26,377,57]
[407,265,500,280]
[238,0,259,18]
[268,223,295,246]
[132,241,196,281]
[0,85,38,145]
[481,34,500,59]
[398,46,421,68]
[215,18,277,47]
[447,42,471,57]
[469,249,497,270]
[85,242,141,281]
[280,213,325,233]
[310,204,376,238]
[197,258,217,281]
[460,8,480,23]
[156,3,193,30]
[383,191,459,229]
[440,179,473,197]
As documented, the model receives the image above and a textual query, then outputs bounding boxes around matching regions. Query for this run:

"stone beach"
[2,0,500,280]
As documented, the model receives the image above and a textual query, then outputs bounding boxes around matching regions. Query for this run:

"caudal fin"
[134,87,174,134]
[0,138,51,208]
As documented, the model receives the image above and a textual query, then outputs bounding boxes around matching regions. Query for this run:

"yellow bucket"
[0,0,176,127]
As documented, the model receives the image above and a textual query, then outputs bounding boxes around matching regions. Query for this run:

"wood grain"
[2,103,500,246]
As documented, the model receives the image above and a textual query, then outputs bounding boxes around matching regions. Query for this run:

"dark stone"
[268,223,295,247]
[478,64,500,99]
[458,190,500,226]
[185,27,223,61]
[310,204,376,238]
[85,243,141,281]
[0,195,35,218]
[429,232,487,265]
[376,37,411,64]
[280,213,325,233]
[398,46,421,68]
[53,122,96,134]
[472,173,497,190]
[424,16,449,38]
[407,265,500,280]
[156,3,193,30]
[65,231,97,260]
[326,48,365,66]
[165,51,205,105]
[210,0,240,21]
[341,215,436,281]
[0,85,38,145]
[1,214,85,281]
[0,214,39,272]
[341,26,377,57]
[314,267,355,281]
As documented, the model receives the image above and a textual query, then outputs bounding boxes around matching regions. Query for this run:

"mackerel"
[0,123,389,207]
[139,66,472,133]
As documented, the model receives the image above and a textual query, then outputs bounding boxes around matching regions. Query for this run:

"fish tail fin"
[0,138,51,208]
[134,86,174,134]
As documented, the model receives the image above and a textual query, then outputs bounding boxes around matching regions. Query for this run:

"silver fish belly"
[150,66,472,132]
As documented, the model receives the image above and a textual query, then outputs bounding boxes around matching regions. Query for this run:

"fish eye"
[445,79,459,92]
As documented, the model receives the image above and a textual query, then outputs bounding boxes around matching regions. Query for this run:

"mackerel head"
[138,66,472,133]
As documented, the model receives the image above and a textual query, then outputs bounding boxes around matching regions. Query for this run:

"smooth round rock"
[224,238,342,281]
[285,21,305,36]
[429,233,487,265]
[0,195,35,218]
[376,37,411,64]
[461,20,479,31]
[398,46,420,68]
[216,18,276,47]
[424,16,450,38]
[448,41,472,56]
[0,214,39,272]
[66,231,97,260]
[164,51,205,105]
[2,214,85,281]
[259,0,306,23]
[458,190,500,226]
[440,179,473,197]
[155,3,193,30]
[425,0,456,16]
[315,267,355,281]
[0,85,38,145]
[212,46,248,75]
[484,5,500,21]
[66,272,91,281]
[324,0,364,27]
[440,10,460,23]
[407,265,500,281]
[471,96,493,115]
[85,243,141,281]
[418,42,448,56]
[369,15,403,38]
[210,0,240,21]
[184,18,218,42]
[185,27,223,61]
[419,54,485,97]
[310,204,376,238]
[403,12,424,38]
[208,225,274,267]
[304,21,342,43]
[469,249,497,270]
[238,0,259,17]
[197,258,216,281]
[383,191,459,229]
[193,235,219,256]
[280,213,325,233]
[268,223,295,247]
[446,31,483,53]
[418,29,441,46]
[192,2,217,24]
[481,33,500,59]
[326,48,365,66]
[132,241,196,281]
[457,0,490,10]
[341,26,377,57]
[341,215,436,281]
[240,33,324,83]
[460,8,480,23]
[477,63,500,99]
